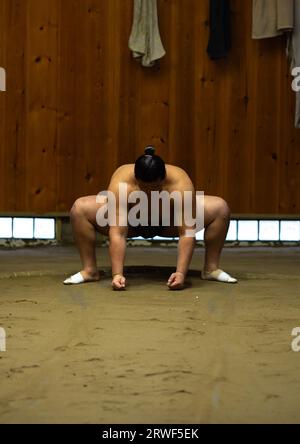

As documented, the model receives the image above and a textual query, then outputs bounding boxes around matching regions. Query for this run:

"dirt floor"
[0,245,300,424]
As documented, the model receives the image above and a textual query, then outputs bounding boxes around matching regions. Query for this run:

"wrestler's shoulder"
[108,165,135,193]
[166,165,194,188]
[114,164,134,176]
[109,164,134,183]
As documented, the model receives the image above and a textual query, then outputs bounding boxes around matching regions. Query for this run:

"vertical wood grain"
[0,0,299,215]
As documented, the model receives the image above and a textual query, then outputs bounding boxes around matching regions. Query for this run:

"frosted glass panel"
[259,221,280,241]
[34,218,55,239]
[13,218,34,239]
[238,221,258,241]
[280,221,300,241]
[0,218,13,238]
[196,230,204,241]
[226,220,238,241]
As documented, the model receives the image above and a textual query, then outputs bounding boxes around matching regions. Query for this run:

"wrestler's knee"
[70,197,91,218]
[214,197,231,219]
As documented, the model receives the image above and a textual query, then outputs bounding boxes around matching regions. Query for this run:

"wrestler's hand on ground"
[112,274,126,291]
[167,272,185,291]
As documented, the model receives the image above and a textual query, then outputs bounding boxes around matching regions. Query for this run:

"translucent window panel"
[238,220,259,241]
[226,220,238,241]
[13,218,34,239]
[34,218,55,239]
[259,220,280,241]
[196,230,204,241]
[280,221,300,241]
[153,236,178,241]
[129,236,175,241]
[0,218,13,238]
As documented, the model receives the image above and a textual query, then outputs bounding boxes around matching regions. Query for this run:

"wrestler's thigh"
[73,195,110,236]
[154,196,228,237]
[202,195,229,227]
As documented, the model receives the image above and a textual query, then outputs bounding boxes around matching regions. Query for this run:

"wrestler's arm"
[107,172,129,290]
[168,176,196,290]
[176,227,196,275]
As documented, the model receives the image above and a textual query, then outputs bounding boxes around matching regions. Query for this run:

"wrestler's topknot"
[135,146,166,183]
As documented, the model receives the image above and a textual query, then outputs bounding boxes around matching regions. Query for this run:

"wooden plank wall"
[0,0,299,215]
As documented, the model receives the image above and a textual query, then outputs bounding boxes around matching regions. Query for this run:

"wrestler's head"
[134,146,166,190]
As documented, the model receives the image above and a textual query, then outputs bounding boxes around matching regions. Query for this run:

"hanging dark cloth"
[207,0,231,60]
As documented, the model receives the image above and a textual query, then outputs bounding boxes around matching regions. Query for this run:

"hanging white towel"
[252,0,294,39]
[0,67,5,92]
[288,0,300,128]
[129,0,166,67]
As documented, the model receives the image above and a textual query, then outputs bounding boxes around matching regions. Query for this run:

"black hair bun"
[144,146,156,156]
